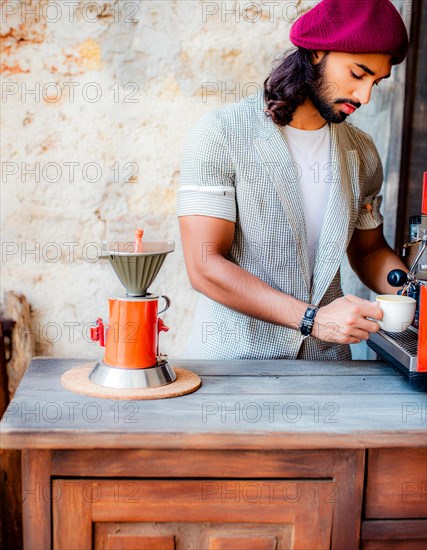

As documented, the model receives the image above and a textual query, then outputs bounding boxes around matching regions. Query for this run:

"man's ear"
[312,51,326,65]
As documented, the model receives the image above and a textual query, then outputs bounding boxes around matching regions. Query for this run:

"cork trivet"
[61,363,201,400]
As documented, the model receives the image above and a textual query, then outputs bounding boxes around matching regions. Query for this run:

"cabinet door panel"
[95,522,292,550]
[366,449,427,519]
[54,479,335,550]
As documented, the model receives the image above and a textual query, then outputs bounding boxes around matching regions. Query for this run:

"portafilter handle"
[387,269,408,287]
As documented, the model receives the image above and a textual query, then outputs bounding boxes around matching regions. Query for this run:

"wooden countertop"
[1,357,426,450]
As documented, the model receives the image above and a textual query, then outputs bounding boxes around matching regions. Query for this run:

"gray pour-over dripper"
[100,234,175,296]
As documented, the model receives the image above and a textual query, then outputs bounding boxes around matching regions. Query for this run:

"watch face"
[306,308,316,320]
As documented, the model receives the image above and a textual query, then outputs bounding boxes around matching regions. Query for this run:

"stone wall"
[1,1,410,360]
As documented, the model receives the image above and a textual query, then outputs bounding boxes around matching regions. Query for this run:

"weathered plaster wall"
[1,0,409,360]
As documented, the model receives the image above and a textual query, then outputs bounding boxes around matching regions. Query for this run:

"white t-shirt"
[280,123,332,278]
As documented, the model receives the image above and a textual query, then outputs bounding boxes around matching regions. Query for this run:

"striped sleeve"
[177,110,236,222]
[355,140,384,230]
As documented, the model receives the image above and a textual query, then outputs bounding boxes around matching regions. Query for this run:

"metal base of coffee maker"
[89,358,177,389]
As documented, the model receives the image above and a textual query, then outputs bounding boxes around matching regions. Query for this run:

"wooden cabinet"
[52,478,334,550]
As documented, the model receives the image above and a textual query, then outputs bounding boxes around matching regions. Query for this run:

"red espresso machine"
[88,230,176,389]
[368,173,427,391]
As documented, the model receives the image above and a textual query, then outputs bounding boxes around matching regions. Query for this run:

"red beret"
[290,0,409,65]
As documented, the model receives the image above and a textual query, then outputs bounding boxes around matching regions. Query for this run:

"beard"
[308,58,360,124]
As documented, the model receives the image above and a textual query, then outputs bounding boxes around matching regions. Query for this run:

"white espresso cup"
[376,295,416,332]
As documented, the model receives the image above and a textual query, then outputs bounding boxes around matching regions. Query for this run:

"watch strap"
[299,305,319,336]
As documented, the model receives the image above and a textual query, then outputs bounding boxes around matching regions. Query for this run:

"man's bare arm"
[179,215,382,344]
[347,225,408,294]
[179,215,307,329]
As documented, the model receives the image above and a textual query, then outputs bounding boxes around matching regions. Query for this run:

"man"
[176,0,410,360]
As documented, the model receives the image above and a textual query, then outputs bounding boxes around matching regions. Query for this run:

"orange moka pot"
[90,294,170,370]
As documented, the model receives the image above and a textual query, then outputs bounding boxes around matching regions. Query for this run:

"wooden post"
[21,450,52,550]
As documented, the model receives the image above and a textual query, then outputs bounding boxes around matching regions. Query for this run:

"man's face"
[308,52,393,123]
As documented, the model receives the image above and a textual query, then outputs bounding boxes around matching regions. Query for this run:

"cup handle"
[158,295,171,315]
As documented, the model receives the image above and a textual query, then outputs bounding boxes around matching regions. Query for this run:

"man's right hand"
[313,294,383,344]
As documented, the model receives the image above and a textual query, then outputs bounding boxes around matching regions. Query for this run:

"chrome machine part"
[368,326,419,372]
[401,236,427,295]
[89,358,177,389]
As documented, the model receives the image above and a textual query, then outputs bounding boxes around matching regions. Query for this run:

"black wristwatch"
[299,305,319,337]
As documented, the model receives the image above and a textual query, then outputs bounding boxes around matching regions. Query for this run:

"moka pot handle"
[158,295,171,315]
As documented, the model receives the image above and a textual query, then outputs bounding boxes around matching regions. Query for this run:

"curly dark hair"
[263,48,328,127]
